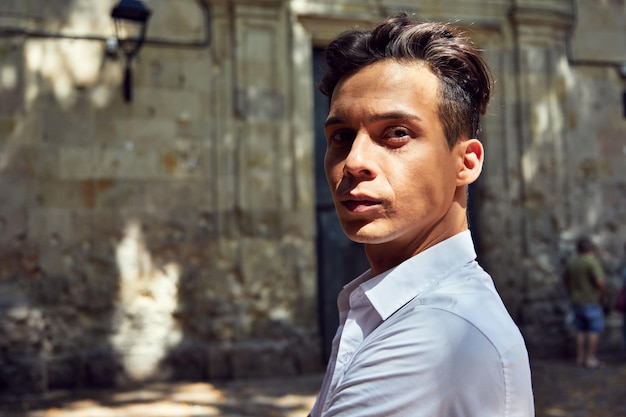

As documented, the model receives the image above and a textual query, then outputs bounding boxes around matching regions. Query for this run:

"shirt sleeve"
[322,306,534,417]
[589,258,604,283]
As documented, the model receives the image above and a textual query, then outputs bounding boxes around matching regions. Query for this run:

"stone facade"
[0,0,624,393]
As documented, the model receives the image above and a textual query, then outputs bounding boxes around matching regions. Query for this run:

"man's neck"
[365,223,469,277]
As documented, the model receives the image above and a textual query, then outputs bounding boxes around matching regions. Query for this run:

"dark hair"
[576,236,594,254]
[319,13,493,148]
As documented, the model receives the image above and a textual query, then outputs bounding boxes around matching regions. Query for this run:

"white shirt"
[310,230,534,417]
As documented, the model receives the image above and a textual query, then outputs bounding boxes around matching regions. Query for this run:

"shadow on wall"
[0,1,116,393]
[0,0,321,393]
[0,0,188,392]
[486,52,625,358]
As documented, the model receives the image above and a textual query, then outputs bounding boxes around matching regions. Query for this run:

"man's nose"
[343,132,377,179]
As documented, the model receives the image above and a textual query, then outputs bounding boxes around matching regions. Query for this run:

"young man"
[309,14,534,416]
[563,236,606,369]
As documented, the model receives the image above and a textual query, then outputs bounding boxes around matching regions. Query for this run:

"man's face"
[324,59,470,248]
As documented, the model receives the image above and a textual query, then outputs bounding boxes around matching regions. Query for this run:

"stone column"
[509,1,574,355]
[219,0,320,377]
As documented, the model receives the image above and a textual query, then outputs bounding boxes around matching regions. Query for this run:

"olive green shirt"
[564,253,604,305]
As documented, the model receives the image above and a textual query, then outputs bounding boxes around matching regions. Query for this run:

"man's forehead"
[329,60,439,101]
[327,65,440,124]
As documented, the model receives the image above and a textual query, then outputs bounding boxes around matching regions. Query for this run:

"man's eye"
[379,127,413,148]
[328,130,355,146]
[385,127,411,139]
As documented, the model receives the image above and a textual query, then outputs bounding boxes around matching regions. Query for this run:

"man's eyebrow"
[324,116,344,128]
[324,112,422,128]
[370,111,422,122]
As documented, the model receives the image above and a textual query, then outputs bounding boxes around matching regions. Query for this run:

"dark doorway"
[313,48,370,362]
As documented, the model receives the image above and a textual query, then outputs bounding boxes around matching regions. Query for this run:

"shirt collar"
[351,230,477,320]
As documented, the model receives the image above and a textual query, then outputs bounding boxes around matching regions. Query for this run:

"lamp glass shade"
[111,0,151,58]
[111,0,152,22]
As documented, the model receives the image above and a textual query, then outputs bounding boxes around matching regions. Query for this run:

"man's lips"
[341,198,382,212]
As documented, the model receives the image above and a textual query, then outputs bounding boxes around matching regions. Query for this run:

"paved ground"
[1,353,626,417]
[532,353,626,417]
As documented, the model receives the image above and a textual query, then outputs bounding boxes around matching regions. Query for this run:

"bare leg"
[586,332,599,366]
[576,332,585,366]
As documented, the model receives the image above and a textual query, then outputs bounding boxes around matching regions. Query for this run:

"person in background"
[309,13,534,417]
[563,236,606,369]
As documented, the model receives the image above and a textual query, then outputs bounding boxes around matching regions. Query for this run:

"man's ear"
[456,139,484,186]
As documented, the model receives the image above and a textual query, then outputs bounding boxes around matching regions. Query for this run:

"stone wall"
[502,0,626,356]
[0,0,625,393]
[0,0,320,392]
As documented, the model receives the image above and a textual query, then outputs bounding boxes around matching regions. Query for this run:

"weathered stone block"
[231,342,297,378]
[162,343,208,381]
[0,356,47,393]
[47,354,82,389]
[292,339,323,374]
[134,87,204,122]
[147,0,207,41]
[81,348,120,388]
[207,345,233,380]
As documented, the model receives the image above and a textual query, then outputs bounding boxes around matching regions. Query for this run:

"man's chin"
[343,228,390,245]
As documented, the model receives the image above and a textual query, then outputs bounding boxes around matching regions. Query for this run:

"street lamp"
[111,0,152,102]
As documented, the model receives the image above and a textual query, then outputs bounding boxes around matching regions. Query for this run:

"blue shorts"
[572,304,604,333]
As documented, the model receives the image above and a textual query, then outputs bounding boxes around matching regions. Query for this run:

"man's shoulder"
[578,254,604,275]
[566,255,594,271]
[369,280,524,356]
